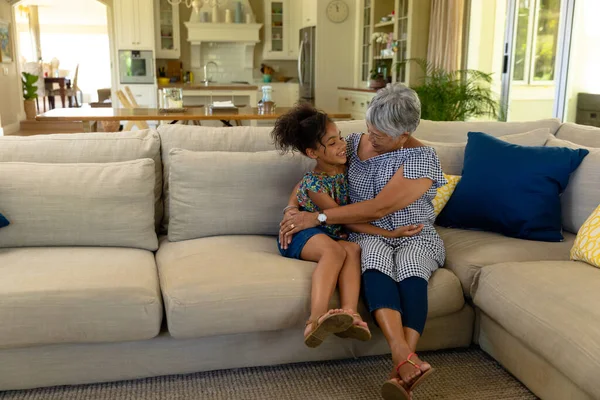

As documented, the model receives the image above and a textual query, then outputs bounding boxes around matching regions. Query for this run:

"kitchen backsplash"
[194,42,253,83]
[156,2,298,84]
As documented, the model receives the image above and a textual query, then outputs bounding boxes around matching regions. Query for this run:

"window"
[512,0,562,83]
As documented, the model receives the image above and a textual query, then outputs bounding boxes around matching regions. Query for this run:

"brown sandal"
[304,310,353,348]
[381,379,410,400]
[334,313,372,341]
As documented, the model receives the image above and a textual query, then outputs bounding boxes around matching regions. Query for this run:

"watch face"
[326,0,349,23]
[318,213,327,222]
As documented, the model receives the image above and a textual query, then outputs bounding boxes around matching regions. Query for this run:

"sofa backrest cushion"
[555,123,600,147]
[0,159,158,250]
[167,148,315,241]
[413,118,561,143]
[158,121,360,232]
[0,130,163,231]
[420,128,551,175]
[545,135,600,233]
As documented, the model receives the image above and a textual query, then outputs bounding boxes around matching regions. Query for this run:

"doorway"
[13,0,112,108]
[466,0,576,122]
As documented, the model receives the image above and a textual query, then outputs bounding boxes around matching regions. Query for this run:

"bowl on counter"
[158,77,171,85]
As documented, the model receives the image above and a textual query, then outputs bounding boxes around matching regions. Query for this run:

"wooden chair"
[48,64,81,107]
[116,87,149,131]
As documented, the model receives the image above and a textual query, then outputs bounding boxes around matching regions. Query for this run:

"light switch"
[2,67,8,76]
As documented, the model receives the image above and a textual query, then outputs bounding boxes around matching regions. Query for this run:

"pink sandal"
[381,353,435,399]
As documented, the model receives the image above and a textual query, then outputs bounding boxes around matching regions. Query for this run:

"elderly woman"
[280,83,446,399]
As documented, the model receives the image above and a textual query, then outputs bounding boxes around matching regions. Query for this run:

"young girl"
[272,104,416,348]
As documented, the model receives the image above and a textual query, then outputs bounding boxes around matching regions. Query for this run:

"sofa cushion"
[158,120,395,231]
[168,149,314,241]
[0,246,162,349]
[432,174,461,216]
[570,204,600,268]
[556,122,600,147]
[436,132,589,242]
[421,128,551,175]
[473,261,600,397]
[0,129,163,230]
[156,235,465,339]
[0,159,157,250]
[545,136,600,233]
[437,226,576,296]
[413,118,560,143]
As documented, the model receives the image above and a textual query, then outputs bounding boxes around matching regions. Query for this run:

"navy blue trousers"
[362,269,428,335]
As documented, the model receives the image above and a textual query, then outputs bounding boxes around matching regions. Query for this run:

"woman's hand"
[279,207,299,249]
[279,210,319,249]
[386,224,423,238]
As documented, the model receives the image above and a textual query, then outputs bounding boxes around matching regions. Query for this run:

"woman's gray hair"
[365,83,421,138]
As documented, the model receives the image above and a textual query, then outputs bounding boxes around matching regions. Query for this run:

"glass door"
[270,1,285,53]
[466,0,575,122]
[562,0,600,124]
[501,0,571,121]
[360,0,372,82]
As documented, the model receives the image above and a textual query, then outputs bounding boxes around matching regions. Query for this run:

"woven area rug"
[0,347,537,399]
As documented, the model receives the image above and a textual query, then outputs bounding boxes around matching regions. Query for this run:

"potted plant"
[21,72,39,120]
[369,68,386,90]
[402,58,499,121]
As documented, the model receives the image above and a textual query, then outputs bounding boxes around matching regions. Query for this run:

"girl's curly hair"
[271,103,332,155]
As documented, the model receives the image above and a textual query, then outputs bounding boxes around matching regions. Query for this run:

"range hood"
[185,22,262,44]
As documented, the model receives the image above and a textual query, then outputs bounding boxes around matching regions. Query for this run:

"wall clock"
[326,0,350,24]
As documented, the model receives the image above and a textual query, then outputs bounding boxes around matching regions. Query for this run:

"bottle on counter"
[258,85,275,114]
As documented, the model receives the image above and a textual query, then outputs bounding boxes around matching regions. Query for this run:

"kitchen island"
[36,107,352,132]
[158,83,260,109]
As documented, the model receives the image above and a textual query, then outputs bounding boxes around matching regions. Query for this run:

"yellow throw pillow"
[570,204,600,268]
[433,174,461,216]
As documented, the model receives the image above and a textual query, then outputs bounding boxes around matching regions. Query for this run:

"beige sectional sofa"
[0,118,598,400]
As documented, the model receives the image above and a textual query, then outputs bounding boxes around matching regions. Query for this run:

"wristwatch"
[317,213,327,226]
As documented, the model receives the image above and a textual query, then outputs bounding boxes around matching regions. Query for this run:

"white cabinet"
[114,0,155,50]
[338,89,376,120]
[155,0,180,59]
[301,0,317,28]
[263,0,298,60]
[120,84,158,108]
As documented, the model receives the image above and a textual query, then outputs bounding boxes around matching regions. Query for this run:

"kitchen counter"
[338,87,378,93]
[158,83,259,91]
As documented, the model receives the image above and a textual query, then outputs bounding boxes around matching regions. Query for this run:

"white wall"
[315,0,356,111]
[564,0,600,122]
[0,1,23,134]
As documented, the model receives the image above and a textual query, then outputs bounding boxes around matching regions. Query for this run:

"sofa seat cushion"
[156,236,465,339]
[0,247,162,349]
[437,226,576,296]
[473,261,600,398]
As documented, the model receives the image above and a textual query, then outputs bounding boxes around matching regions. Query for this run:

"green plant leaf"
[403,58,499,121]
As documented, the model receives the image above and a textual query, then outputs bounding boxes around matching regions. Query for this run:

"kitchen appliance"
[118,50,155,84]
[298,26,316,104]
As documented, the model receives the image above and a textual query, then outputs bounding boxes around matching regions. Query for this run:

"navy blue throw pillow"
[0,213,8,229]
[436,131,589,242]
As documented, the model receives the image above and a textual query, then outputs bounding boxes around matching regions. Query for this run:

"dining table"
[44,77,72,108]
[36,106,354,132]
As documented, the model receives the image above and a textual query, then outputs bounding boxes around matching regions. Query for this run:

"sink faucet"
[203,61,218,85]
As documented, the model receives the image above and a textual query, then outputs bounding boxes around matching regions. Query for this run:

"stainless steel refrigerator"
[298,26,316,105]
